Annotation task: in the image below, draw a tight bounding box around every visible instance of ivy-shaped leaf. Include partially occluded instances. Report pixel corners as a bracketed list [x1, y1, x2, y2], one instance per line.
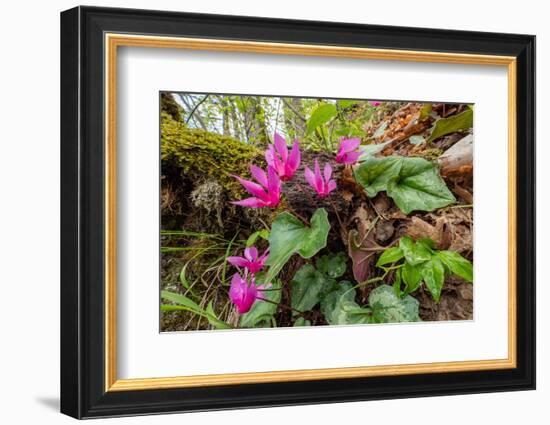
[354, 156, 455, 214]
[316, 253, 347, 278]
[354, 156, 402, 197]
[291, 264, 337, 313]
[320, 282, 371, 325]
[368, 284, 420, 323]
[264, 208, 330, 282]
[386, 157, 456, 214]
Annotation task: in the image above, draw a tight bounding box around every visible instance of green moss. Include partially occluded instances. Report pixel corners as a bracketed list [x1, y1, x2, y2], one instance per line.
[161, 112, 262, 197]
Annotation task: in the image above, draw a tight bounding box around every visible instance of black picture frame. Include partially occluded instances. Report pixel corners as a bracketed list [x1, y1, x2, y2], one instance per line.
[60, 5, 536, 419]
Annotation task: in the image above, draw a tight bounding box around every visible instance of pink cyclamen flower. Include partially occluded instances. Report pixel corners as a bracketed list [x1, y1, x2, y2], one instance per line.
[232, 165, 281, 208]
[229, 272, 266, 314]
[335, 137, 362, 164]
[265, 132, 301, 181]
[304, 160, 337, 198]
[369, 101, 381, 107]
[227, 246, 269, 274]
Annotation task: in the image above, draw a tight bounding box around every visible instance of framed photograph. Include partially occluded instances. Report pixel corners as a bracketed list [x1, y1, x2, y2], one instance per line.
[60, 6, 536, 419]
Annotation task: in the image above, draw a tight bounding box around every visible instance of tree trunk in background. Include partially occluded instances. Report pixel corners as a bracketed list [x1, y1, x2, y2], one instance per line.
[242, 96, 268, 145]
[229, 98, 243, 141]
[219, 97, 231, 136]
[283, 97, 306, 140]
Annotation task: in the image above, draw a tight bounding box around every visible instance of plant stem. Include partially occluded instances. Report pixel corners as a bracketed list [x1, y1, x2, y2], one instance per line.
[260, 298, 305, 316]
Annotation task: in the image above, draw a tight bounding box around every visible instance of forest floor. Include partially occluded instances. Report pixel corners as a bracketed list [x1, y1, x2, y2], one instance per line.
[160, 99, 473, 332]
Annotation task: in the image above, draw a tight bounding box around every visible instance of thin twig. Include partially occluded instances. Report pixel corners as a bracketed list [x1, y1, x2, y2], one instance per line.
[185, 94, 210, 124]
[282, 98, 307, 122]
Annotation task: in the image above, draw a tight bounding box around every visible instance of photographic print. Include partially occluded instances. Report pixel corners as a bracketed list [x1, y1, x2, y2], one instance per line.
[160, 92, 474, 332]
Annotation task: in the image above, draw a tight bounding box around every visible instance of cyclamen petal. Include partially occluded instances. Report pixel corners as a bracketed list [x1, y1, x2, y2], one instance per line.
[233, 176, 268, 201]
[327, 180, 337, 193]
[286, 140, 301, 172]
[313, 160, 323, 192]
[227, 256, 250, 268]
[231, 197, 266, 208]
[265, 146, 285, 175]
[229, 272, 265, 314]
[227, 246, 269, 274]
[249, 165, 268, 188]
[274, 132, 288, 161]
[304, 167, 317, 191]
[304, 159, 337, 198]
[336, 138, 362, 164]
[244, 246, 258, 262]
[340, 137, 361, 153]
[343, 150, 362, 164]
[265, 133, 301, 181]
[232, 165, 281, 208]
[323, 163, 332, 183]
[267, 166, 281, 201]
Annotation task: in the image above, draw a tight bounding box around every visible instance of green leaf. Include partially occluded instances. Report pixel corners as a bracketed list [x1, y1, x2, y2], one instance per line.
[376, 246, 404, 267]
[353, 156, 402, 197]
[336, 99, 359, 109]
[386, 157, 456, 214]
[316, 253, 347, 278]
[246, 229, 269, 247]
[420, 257, 446, 302]
[321, 282, 371, 325]
[161, 291, 231, 329]
[354, 156, 455, 214]
[161, 304, 196, 313]
[178, 264, 190, 289]
[392, 268, 404, 297]
[293, 317, 312, 327]
[358, 141, 391, 160]
[306, 103, 338, 135]
[368, 285, 420, 323]
[264, 209, 330, 282]
[399, 236, 432, 266]
[161, 290, 201, 312]
[239, 281, 282, 328]
[426, 108, 473, 143]
[436, 250, 473, 282]
[417, 238, 436, 250]
[205, 301, 231, 329]
[334, 125, 365, 138]
[291, 264, 337, 313]
[401, 262, 422, 293]
[419, 104, 433, 120]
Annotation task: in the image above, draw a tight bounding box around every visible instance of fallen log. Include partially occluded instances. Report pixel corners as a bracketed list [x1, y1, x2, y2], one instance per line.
[438, 134, 473, 177]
